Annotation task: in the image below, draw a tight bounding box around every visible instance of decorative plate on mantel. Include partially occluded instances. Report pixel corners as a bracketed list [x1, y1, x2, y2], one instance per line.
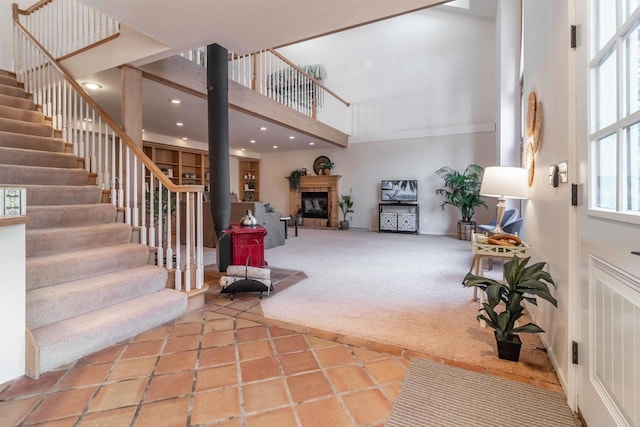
[313, 156, 330, 175]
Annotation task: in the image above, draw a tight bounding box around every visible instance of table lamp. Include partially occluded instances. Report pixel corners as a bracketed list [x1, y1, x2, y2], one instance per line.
[480, 166, 528, 234]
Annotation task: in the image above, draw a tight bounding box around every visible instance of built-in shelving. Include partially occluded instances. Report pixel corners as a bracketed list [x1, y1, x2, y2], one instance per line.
[239, 159, 260, 201]
[143, 142, 209, 190]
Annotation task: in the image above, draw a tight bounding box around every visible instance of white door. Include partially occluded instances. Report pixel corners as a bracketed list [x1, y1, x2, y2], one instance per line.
[576, 1, 640, 426]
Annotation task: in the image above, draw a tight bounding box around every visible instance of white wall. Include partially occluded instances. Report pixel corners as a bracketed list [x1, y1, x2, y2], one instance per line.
[260, 131, 496, 234]
[522, 0, 571, 389]
[495, 0, 522, 167]
[278, 7, 496, 140]
[262, 6, 497, 234]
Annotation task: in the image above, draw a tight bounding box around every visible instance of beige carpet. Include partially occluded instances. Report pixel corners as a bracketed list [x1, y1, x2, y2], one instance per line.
[387, 358, 575, 427]
[261, 229, 559, 383]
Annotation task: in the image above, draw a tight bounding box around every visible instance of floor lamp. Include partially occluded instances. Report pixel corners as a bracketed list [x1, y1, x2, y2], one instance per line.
[480, 167, 528, 234]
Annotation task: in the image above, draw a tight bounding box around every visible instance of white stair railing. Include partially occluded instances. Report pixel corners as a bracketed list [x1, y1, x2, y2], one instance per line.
[12, 4, 204, 291]
[180, 48, 352, 134]
[16, 0, 119, 61]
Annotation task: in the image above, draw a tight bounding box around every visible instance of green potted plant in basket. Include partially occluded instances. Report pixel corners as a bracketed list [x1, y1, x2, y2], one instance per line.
[461, 256, 557, 362]
[338, 194, 354, 230]
[319, 160, 335, 175]
[435, 164, 486, 240]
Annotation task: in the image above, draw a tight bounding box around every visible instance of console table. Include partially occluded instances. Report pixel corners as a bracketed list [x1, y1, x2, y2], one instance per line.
[378, 203, 419, 234]
[470, 232, 530, 326]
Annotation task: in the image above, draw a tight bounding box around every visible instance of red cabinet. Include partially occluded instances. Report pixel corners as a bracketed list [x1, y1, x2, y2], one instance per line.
[230, 224, 267, 268]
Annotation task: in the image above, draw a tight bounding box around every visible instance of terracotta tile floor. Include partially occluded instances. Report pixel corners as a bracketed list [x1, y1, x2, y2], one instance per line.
[0, 267, 568, 427]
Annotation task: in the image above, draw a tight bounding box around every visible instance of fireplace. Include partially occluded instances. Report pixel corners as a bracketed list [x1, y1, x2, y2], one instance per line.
[289, 175, 341, 229]
[301, 192, 329, 219]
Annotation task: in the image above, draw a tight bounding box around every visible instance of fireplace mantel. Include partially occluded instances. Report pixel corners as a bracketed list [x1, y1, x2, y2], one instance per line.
[289, 175, 341, 229]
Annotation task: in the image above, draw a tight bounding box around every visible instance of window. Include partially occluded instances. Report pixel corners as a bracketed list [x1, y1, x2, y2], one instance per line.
[590, 1, 640, 217]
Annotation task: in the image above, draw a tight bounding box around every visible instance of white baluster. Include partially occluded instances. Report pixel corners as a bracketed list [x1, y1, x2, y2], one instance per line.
[156, 182, 163, 266]
[125, 146, 131, 224]
[148, 174, 155, 247]
[196, 192, 203, 288]
[140, 164, 147, 245]
[117, 138, 124, 209]
[166, 189, 173, 269]
[175, 192, 182, 291]
[185, 192, 192, 291]
[111, 131, 117, 205]
[132, 156, 138, 226]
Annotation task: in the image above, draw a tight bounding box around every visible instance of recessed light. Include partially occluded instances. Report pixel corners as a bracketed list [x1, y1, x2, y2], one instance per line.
[142, 129, 145, 132]
[309, 142, 315, 146]
[250, 140, 256, 143]
[170, 99, 181, 104]
[241, 148, 246, 151]
[273, 145, 278, 149]
[289, 136, 295, 140]
[182, 137, 188, 140]
[176, 122, 184, 126]
[82, 82, 102, 90]
[260, 126, 267, 131]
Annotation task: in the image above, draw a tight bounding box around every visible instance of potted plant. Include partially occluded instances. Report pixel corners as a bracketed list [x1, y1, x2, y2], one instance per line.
[319, 160, 335, 175]
[338, 194, 354, 230]
[435, 164, 487, 240]
[296, 207, 304, 226]
[462, 256, 557, 361]
[287, 169, 304, 190]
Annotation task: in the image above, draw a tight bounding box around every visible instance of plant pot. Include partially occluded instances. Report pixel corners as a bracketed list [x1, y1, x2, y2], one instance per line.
[457, 220, 476, 241]
[495, 332, 522, 361]
[339, 220, 349, 230]
[322, 168, 330, 175]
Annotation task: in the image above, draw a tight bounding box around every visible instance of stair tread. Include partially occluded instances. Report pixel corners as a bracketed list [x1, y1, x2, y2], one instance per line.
[17, 184, 102, 206]
[27, 243, 151, 290]
[0, 145, 77, 168]
[27, 203, 117, 229]
[0, 163, 89, 186]
[0, 104, 43, 123]
[0, 83, 27, 98]
[0, 116, 53, 137]
[31, 289, 187, 372]
[27, 264, 168, 330]
[26, 222, 132, 257]
[0, 130, 65, 152]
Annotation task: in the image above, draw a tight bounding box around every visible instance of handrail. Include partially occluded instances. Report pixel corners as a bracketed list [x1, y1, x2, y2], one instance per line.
[266, 48, 349, 107]
[16, 0, 120, 61]
[12, 2, 205, 290]
[12, 4, 199, 194]
[18, 0, 53, 15]
[182, 47, 352, 133]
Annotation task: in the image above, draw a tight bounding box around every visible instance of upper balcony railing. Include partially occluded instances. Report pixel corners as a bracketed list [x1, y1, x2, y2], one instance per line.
[15, 0, 120, 61]
[181, 47, 352, 134]
[12, 2, 204, 291]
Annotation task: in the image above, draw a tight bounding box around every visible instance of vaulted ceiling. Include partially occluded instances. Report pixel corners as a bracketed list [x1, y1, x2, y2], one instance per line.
[75, 0, 496, 153]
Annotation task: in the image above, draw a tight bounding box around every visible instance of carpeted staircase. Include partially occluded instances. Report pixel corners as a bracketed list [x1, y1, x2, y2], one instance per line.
[0, 70, 187, 376]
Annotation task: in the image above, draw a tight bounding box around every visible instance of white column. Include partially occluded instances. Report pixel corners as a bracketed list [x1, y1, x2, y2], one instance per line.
[0, 217, 27, 383]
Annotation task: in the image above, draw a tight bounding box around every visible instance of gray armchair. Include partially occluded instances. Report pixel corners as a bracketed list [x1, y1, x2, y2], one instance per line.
[478, 209, 520, 234]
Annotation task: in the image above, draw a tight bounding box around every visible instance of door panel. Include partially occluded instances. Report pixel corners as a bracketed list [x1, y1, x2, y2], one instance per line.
[576, 1, 640, 426]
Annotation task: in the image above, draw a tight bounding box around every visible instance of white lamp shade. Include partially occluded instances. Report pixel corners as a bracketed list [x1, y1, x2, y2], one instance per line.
[480, 166, 528, 199]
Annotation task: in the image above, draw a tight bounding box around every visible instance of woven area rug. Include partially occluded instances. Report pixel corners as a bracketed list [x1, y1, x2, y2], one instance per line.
[386, 359, 575, 427]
